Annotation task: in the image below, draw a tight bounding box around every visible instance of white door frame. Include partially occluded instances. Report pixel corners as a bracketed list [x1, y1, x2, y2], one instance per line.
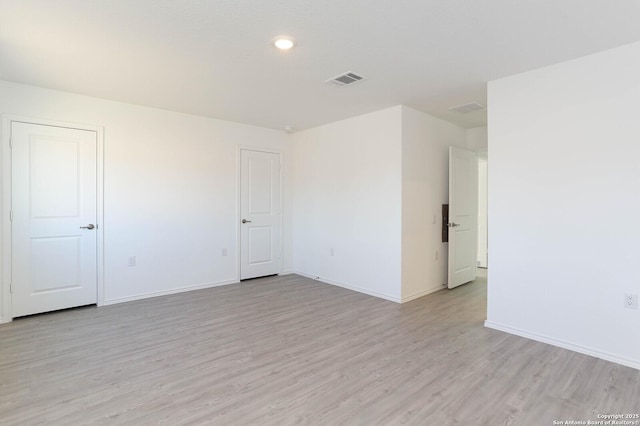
[236, 146, 284, 281]
[1, 115, 105, 322]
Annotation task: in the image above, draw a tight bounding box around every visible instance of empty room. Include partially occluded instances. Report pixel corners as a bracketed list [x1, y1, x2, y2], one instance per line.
[1, 1, 639, 425]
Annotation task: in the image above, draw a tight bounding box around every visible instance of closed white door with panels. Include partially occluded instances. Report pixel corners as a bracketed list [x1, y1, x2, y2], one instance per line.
[240, 149, 281, 280]
[11, 122, 98, 317]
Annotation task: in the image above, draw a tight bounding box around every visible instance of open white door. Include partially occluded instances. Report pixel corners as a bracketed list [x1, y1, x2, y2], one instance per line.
[477, 157, 488, 268]
[11, 122, 98, 317]
[448, 146, 478, 289]
[240, 149, 281, 280]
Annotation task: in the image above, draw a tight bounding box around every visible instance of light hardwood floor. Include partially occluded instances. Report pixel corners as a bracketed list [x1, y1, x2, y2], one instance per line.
[0, 274, 638, 425]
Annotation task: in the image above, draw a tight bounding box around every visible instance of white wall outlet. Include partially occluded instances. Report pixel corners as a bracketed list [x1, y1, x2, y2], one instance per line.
[222, 248, 228, 256]
[330, 248, 334, 256]
[624, 293, 638, 310]
[128, 256, 136, 267]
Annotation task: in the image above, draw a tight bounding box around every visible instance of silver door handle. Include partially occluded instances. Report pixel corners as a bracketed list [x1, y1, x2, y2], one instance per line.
[242, 219, 252, 224]
[80, 224, 95, 230]
[448, 223, 460, 228]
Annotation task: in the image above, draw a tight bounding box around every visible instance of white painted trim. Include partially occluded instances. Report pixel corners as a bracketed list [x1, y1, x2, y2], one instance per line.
[0, 115, 105, 321]
[95, 127, 105, 307]
[1, 116, 12, 324]
[103, 279, 239, 306]
[484, 321, 640, 371]
[237, 146, 285, 280]
[293, 270, 401, 303]
[280, 270, 294, 275]
[237, 144, 283, 155]
[401, 285, 444, 303]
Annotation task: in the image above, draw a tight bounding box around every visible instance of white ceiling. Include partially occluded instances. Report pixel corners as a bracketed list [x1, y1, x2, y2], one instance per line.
[1, 1, 640, 131]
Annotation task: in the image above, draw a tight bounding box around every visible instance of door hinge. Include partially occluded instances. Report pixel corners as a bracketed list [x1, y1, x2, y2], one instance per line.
[9, 210, 13, 221]
[9, 283, 13, 294]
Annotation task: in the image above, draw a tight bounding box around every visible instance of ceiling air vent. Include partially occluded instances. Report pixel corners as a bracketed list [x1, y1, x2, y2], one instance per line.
[325, 71, 367, 87]
[448, 102, 486, 114]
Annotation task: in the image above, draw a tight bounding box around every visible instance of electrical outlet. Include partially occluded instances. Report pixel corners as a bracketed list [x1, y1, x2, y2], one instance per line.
[128, 256, 136, 267]
[624, 294, 638, 310]
[221, 248, 228, 256]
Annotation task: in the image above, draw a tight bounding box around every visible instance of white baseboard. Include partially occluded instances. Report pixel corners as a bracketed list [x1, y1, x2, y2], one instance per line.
[292, 270, 401, 303]
[401, 285, 444, 303]
[280, 270, 294, 275]
[102, 279, 239, 306]
[485, 321, 640, 371]
[0, 316, 11, 324]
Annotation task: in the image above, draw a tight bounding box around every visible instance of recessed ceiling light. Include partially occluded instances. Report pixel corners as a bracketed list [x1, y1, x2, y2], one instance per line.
[273, 36, 296, 50]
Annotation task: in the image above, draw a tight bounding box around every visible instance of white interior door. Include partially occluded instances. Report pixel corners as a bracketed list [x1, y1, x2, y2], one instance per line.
[448, 146, 478, 289]
[240, 149, 281, 280]
[11, 122, 98, 317]
[477, 157, 488, 268]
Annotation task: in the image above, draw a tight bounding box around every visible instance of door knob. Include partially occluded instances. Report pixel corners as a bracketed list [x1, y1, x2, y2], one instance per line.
[80, 224, 95, 230]
[242, 219, 252, 224]
[448, 222, 460, 228]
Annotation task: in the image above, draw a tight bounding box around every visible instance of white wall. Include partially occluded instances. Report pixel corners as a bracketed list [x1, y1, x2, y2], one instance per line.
[466, 126, 488, 154]
[292, 105, 467, 302]
[0, 80, 292, 322]
[487, 41, 640, 369]
[401, 106, 466, 301]
[292, 106, 403, 301]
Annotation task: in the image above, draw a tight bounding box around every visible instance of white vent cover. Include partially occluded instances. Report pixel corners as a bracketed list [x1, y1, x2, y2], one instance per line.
[325, 71, 367, 87]
[449, 102, 485, 114]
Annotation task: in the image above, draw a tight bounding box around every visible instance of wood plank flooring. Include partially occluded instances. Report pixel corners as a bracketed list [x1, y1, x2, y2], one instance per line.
[0, 274, 638, 425]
